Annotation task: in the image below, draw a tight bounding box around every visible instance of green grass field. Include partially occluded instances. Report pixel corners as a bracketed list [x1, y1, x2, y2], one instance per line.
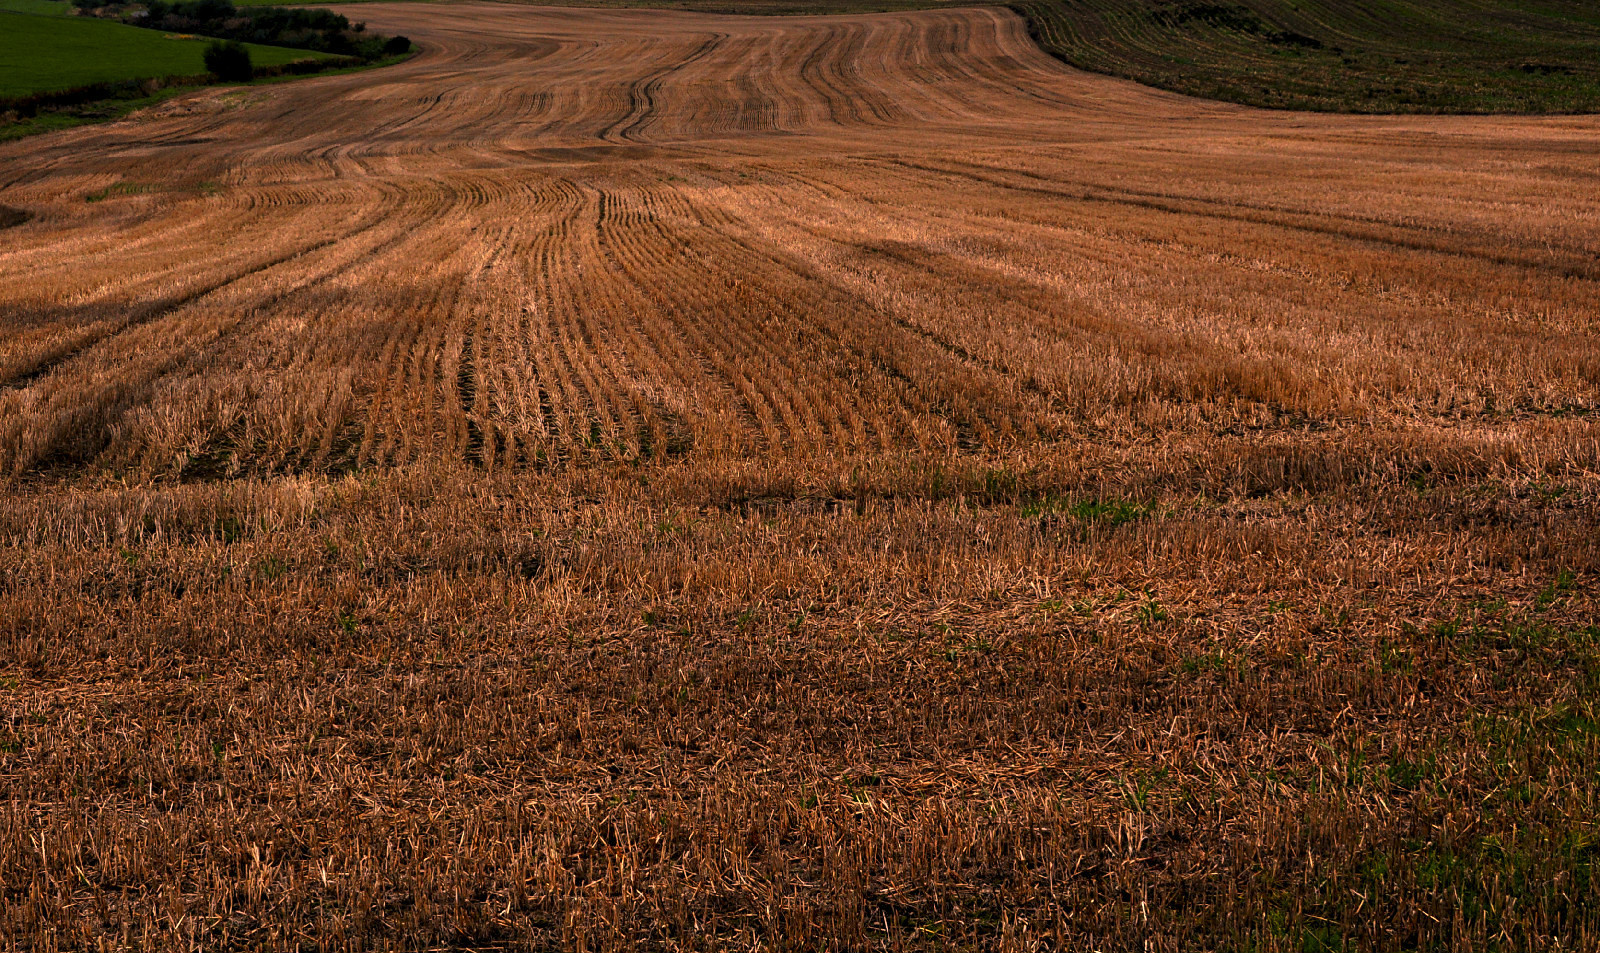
[0, 0, 335, 98]
[0, 0, 73, 14]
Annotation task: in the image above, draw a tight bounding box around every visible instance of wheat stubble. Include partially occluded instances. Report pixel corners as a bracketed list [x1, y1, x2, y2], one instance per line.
[1, 5, 1598, 950]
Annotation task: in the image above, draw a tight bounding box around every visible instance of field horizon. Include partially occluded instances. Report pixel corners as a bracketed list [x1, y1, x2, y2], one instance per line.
[2, 3, 1598, 949]
[368, 0, 1600, 114]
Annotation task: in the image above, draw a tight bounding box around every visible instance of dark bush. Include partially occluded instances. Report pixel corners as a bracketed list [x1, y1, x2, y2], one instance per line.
[203, 40, 253, 82]
[177, 0, 235, 22]
[87, 0, 406, 64]
[282, 57, 330, 75]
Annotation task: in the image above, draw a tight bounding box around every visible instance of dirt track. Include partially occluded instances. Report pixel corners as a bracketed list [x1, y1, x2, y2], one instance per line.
[2, 3, 1598, 473]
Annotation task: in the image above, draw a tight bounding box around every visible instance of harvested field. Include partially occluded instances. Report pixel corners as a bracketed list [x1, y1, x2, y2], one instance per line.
[1, 4, 1598, 949]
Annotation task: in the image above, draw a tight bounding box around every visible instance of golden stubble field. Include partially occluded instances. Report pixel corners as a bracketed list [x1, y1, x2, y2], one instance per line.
[1, 4, 1598, 949]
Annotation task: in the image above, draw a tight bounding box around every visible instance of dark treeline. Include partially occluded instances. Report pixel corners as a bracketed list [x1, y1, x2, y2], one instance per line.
[74, 0, 411, 61]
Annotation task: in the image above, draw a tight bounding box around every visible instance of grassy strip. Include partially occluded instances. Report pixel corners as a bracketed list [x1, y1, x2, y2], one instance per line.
[0, 85, 193, 142]
[0, 0, 74, 13]
[0, 51, 410, 141]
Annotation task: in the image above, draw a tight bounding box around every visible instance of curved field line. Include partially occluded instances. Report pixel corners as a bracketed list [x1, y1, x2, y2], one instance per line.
[0, 2, 1595, 478]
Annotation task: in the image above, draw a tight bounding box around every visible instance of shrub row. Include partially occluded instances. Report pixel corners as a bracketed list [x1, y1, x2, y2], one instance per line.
[0, 55, 354, 119]
[77, 0, 410, 62]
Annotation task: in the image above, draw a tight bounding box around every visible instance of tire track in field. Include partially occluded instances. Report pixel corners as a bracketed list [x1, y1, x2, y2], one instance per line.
[0, 2, 1595, 476]
[0, 181, 442, 477]
[0, 196, 400, 393]
[685, 168, 1050, 450]
[599, 32, 729, 144]
[877, 156, 1600, 283]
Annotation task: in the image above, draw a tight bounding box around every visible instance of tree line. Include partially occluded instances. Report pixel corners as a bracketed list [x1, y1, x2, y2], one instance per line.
[74, 0, 411, 79]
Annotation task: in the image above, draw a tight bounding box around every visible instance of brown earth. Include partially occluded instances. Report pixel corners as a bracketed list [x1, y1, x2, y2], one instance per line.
[1, 4, 1598, 950]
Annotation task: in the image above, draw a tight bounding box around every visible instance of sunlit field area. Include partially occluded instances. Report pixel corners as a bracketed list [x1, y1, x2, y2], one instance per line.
[2, 3, 1597, 949]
